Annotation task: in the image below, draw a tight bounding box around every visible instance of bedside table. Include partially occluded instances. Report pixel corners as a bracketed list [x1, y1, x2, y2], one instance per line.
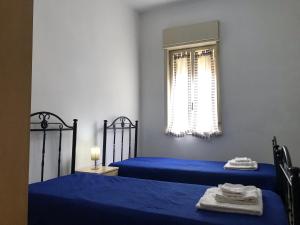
[76, 166, 119, 176]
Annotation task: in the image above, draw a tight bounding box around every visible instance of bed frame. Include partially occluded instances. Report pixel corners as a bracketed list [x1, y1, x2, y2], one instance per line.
[102, 116, 138, 166]
[274, 144, 300, 225]
[30, 111, 78, 182]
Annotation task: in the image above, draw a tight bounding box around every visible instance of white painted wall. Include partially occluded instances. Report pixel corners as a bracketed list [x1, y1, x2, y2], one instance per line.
[139, 0, 300, 166]
[30, 0, 139, 183]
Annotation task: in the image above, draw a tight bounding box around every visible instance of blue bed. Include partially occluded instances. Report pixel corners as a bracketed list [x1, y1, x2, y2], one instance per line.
[110, 157, 276, 191]
[28, 173, 287, 225]
[103, 117, 276, 191]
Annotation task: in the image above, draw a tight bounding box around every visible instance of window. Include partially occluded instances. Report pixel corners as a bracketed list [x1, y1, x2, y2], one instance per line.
[166, 44, 221, 138]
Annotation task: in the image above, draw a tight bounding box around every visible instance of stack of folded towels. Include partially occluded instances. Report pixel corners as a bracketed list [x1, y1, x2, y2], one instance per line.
[224, 157, 258, 170]
[196, 183, 263, 216]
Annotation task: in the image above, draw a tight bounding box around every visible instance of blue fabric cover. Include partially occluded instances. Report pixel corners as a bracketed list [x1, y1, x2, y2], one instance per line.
[28, 173, 287, 225]
[110, 157, 276, 191]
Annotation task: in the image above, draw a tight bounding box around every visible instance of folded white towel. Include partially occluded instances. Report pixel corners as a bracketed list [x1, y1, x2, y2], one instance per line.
[229, 160, 257, 167]
[234, 157, 252, 163]
[224, 161, 258, 170]
[196, 187, 263, 216]
[215, 188, 259, 205]
[219, 183, 256, 196]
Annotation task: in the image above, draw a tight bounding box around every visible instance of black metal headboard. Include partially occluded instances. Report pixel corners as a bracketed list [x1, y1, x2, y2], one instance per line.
[102, 116, 138, 166]
[30, 111, 78, 182]
[274, 145, 300, 225]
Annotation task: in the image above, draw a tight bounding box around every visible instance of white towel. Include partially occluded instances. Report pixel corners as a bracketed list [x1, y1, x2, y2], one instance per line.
[215, 188, 259, 205]
[224, 161, 258, 170]
[196, 187, 263, 216]
[234, 157, 252, 163]
[229, 159, 257, 167]
[219, 183, 256, 195]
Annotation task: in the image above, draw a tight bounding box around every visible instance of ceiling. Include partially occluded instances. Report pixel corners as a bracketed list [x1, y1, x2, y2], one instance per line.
[124, 0, 185, 12]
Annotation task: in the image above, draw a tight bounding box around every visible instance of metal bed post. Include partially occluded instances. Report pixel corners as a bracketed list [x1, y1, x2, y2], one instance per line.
[41, 129, 47, 182]
[273, 136, 288, 195]
[128, 124, 132, 158]
[121, 120, 125, 161]
[134, 120, 138, 158]
[58, 126, 62, 177]
[113, 124, 116, 163]
[272, 136, 279, 150]
[71, 119, 78, 174]
[102, 120, 107, 166]
[274, 146, 283, 195]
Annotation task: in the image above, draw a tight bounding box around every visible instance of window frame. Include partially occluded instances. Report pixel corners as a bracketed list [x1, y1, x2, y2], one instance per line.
[164, 42, 222, 136]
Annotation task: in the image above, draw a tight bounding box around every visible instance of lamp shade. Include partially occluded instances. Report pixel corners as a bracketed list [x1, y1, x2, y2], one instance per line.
[91, 146, 100, 161]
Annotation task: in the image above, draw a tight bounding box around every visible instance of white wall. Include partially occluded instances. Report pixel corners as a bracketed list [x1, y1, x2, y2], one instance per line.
[30, 0, 139, 183]
[139, 0, 300, 166]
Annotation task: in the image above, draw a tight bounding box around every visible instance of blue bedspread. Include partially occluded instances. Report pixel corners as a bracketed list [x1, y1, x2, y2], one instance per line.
[28, 173, 287, 225]
[110, 157, 276, 191]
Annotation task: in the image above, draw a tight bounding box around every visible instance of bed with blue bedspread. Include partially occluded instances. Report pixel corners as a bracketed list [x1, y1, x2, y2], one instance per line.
[103, 117, 276, 191]
[29, 173, 287, 225]
[110, 157, 276, 191]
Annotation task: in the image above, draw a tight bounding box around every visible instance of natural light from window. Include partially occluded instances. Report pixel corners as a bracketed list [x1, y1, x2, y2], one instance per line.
[166, 45, 221, 138]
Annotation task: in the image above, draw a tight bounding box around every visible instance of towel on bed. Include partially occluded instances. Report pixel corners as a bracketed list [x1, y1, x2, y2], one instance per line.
[228, 160, 257, 167]
[224, 160, 258, 170]
[219, 183, 256, 195]
[233, 157, 253, 163]
[215, 187, 259, 205]
[196, 187, 263, 216]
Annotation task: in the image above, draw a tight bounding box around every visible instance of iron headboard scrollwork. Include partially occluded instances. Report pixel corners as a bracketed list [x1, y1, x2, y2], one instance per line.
[274, 145, 300, 225]
[102, 116, 138, 166]
[30, 111, 78, 182]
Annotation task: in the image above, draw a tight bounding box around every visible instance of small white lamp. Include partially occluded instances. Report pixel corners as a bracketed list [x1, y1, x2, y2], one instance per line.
[91, 146, 100, 170]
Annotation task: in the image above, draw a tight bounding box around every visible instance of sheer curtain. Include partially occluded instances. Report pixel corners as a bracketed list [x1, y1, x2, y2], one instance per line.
[167, 47, 221, 138]
[192, 50, 221, 138]
[166, 53, 191, 136]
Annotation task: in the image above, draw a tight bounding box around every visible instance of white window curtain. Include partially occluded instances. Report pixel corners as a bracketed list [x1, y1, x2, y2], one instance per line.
[166, 53, 192, 136]
[192, 50, 220, 137]
[166, 47, 221, 138]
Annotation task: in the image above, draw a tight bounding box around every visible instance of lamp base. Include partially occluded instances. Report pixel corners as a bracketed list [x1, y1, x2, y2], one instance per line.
[91, 160, 99, 170]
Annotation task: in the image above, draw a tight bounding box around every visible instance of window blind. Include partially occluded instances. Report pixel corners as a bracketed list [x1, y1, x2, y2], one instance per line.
[163, 21, 219, 49]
